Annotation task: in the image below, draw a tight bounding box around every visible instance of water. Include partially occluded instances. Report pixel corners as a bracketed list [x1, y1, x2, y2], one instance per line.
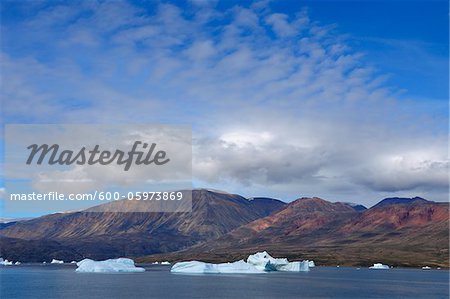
[1, 264, 448, 299]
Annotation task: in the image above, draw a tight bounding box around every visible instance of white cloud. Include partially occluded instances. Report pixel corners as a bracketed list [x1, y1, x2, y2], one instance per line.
[2, 1, 448, 204]
[265, 13, 296, 37]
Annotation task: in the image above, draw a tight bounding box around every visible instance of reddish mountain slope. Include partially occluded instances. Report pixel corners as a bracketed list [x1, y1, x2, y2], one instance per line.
[145, 197, 449, 268]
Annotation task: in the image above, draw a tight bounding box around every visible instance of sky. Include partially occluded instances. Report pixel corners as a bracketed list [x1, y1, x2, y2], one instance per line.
[0, 0, 448, 214]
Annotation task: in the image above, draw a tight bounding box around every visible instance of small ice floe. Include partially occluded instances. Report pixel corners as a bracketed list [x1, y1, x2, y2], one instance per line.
[70, 261, 77, 264]
[75, 258, 145, 273]
[14, 261, 21, 265]
[171, 251, 311, 274]
[152, 262, 159, 265]
[437, 267, 441, 270]
[0, 258, 13, 266]
[336, 265, 340, 268]
[308, 261, 315, 268]
[51, 259, 64, 264]
[369, 263, 389, 270]
[421, 266, 431, 270]
[160, 261, 170, 265]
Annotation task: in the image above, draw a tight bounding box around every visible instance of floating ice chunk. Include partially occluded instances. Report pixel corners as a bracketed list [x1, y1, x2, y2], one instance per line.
[161, 261, 170, 265]
[75, 258, 145, 273]
[277, 261, 310, 272]
[246, 251, 310, 272]
[171, 261, 213, 273]
[14, 261, 21, 265]
[51, 259, 64, 264]
[308, 260, 315, 267]
[152, 262, 159, 264]
[171, 260, 264, 274]
[0, 258, 13, 266]
[369, 263, 389, 269]
[70, 261, 77, 264]
[422, 266, 431, 270]
[171, 251, 310, 274]
[247, 251, 289, 271]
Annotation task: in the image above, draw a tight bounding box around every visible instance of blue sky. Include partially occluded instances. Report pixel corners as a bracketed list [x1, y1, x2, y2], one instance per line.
[0, 0, 448, 216]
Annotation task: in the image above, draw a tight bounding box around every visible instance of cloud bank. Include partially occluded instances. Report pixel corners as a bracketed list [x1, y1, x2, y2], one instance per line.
[1, 0, 448, 205]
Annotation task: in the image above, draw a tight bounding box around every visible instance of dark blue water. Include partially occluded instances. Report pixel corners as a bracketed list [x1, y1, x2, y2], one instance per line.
[1, 264, 448, 299]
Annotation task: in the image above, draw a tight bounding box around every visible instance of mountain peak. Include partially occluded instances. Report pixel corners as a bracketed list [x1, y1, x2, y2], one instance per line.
[341, 202, 367, 212]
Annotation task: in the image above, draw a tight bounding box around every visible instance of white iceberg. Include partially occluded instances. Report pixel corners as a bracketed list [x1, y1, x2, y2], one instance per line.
[161, 261, 170, 265]
[152, 262, 159, 265]
[171, 251, 310, 274]
[422, 266, 431, 270]
[246, 251, 310, 272]
[171, 260, 264, 274]
[369, 263, 389, 269]
[247, 251, 289, 271]
[277, 261, 310, 272]
[0, 258, 13, 266]
[308, 260, 315, 267]
[14, 261, 21, 265]
[75, 258, 145, 273]
[51, 259, 64, 264]
[70, 261, 77, 264]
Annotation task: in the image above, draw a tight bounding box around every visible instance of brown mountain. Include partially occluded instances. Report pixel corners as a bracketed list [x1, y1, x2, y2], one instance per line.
[1, 192, 447, 267]
[141, 197, 449, 268]
[0, 189, 285, 262]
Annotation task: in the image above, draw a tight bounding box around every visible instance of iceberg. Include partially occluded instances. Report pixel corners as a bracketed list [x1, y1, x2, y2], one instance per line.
[70, 261, 77, 264]
[14, 261, 21, 265]
[51, 259, 64, 264]
[277, 261, 310, 272]
[369, 263, 389, 269]
[161, 261, 170, 265]
[152, 262, 159, 265]
[171, 260, 264, 274]
[246, 251, 310, 272]
[75, 258, 145, 273]
[247, 251, 289, 271]
[0, 258, 13, 266]
[422, 266, 431, 270]
[171, 251, 310, 274]
[308, 260, 315, 267]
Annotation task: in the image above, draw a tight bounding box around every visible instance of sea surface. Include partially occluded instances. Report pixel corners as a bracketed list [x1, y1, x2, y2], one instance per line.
[1, 264, 448, 299]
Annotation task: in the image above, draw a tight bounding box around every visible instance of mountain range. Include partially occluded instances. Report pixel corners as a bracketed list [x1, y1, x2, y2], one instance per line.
[0, 189, 448, 267]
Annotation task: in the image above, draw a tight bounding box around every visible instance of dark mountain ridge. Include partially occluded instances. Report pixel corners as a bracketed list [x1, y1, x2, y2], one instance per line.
[371, 196, 430, 209]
